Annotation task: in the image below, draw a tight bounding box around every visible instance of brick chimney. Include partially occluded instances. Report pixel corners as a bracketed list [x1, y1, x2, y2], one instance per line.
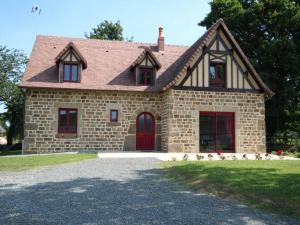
[157, 27, 164, 51]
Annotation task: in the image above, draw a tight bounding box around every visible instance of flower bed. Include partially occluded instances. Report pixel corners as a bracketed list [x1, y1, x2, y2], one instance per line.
[169, 152, 299, 161]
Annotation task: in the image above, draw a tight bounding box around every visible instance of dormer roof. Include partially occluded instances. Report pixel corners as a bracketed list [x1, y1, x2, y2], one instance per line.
[55, 42, 88, 69]
[130, 47, 162, 70]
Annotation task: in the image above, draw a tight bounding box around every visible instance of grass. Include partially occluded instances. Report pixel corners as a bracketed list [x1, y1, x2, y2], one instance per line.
[0, 153, 97, 172]
[164, 160, 300, 218]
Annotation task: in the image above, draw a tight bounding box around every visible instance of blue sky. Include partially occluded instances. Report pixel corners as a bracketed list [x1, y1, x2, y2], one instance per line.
[0, 0, 211, 112]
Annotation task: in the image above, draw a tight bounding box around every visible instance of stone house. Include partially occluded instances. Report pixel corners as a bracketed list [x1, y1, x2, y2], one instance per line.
[20, 19, 273, 154]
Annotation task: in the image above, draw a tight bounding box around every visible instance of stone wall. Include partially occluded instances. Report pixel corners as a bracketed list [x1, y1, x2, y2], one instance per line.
[23, 89, 163, 154]
[23, 88, 266, 154]
[163, 89, 266, 153]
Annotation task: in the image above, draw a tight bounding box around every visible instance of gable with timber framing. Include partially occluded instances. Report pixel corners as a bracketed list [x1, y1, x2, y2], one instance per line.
[174, 28, 260, 92]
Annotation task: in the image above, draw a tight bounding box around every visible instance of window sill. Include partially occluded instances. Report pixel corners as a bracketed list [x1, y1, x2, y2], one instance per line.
[56, 133, 78, 139]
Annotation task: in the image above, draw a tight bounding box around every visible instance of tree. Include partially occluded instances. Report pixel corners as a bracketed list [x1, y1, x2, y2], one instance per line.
[85, 20, 125, 41]
[200, 0, 300, 137]
[0, 46, 27, 145]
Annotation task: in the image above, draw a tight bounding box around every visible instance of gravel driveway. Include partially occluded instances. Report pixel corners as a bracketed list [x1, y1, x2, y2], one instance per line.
[0, 157, 299, 225]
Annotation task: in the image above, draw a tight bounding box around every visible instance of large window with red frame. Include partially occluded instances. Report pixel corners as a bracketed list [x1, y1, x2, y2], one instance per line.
[209, 63, 225, 88]
[58, 108, 78, 133]
[138, 67, 153, 85]
[200, 112, 234, 153]
[63, 64, 78, 82]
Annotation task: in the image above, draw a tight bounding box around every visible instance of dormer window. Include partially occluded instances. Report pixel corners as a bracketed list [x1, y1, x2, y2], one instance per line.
[138, 67, 154, 85]
[63, 63, 78, 82]
[130, 48, 161, 87]
[209, 63, 226, 88]
[55, 42, 87, 83]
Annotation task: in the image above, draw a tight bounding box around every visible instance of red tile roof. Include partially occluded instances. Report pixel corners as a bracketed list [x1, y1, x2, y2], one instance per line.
[20, 35, 188, 92]
[20, 19, 273, 97]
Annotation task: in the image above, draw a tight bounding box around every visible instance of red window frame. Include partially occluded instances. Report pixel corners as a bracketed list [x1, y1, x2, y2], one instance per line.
[209, 63, 226, 88]
[63, 64, 79, 82]
[58, 108, 78, 134]
[200, 111, 235, 153]
[139, 67, 154, 85]
[110, 109, 118, 122]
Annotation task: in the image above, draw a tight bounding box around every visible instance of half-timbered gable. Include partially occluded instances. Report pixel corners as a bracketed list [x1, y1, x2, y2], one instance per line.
[174, 27, 261, 92]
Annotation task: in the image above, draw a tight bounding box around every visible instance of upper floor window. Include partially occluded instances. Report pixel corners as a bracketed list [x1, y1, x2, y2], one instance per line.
[209, 63, 225, 88]
[63, 64, 78, 82]
[58, 108, 78, 133]
[138, 67, 153, 85]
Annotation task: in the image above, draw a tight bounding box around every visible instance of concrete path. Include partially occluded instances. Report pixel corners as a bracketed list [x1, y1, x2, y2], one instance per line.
[0, 158, 299, 225]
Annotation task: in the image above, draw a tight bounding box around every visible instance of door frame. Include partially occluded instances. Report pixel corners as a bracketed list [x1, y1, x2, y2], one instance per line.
[136, 112, 155, 151]
[199, 111, 235, 153]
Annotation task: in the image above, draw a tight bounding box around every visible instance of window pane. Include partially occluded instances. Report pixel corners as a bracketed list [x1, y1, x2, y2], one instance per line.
[138, 114, 145, 132]
[209, 66, 216, 80]
[71, 65, 78, 81]
[210, 64, 225, 88]
[111, 110, 118, 121]
[200, 114, 215, 152]
[145, 71, 151, 85]
[64, 65, 70, 81]
[69, 110, 77, 133]
[139, 68, 153, 85]
[216, 65, 224, 80]
[145, 114, 152, 131]
[139, 70, 145, 84]
[216, 114, 233, 152]
[59, 110, 67, 132]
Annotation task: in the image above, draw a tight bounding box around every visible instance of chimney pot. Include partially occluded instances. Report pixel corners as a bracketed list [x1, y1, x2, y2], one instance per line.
[157, 27, 165, 51]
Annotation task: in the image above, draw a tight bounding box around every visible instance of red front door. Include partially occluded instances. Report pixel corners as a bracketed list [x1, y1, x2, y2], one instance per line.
[136, 112, 155, 151]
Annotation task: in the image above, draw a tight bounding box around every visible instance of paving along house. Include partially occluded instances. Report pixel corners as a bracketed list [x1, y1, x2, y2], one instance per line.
[20, 19, 274, 154]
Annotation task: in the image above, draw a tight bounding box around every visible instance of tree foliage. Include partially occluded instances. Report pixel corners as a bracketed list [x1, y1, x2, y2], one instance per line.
[200, 0, 300, 137]
[0, 46, 27, 145]
[85, 20, 125, 41]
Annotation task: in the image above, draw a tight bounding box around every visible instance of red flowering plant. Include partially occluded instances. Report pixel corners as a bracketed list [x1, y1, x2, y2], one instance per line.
[276, 150, 284, 159]
[216, 150, 222, 156]
[276, 150, 283, 156]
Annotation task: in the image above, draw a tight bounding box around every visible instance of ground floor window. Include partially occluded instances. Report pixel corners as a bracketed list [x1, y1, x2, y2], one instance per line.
[200, 112, 235, 153]
[58, 108, 78, 133]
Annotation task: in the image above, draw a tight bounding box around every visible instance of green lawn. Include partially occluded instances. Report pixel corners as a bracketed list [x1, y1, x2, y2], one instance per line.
[164, 160, 300, 218]
[0, 153, 97, 172]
